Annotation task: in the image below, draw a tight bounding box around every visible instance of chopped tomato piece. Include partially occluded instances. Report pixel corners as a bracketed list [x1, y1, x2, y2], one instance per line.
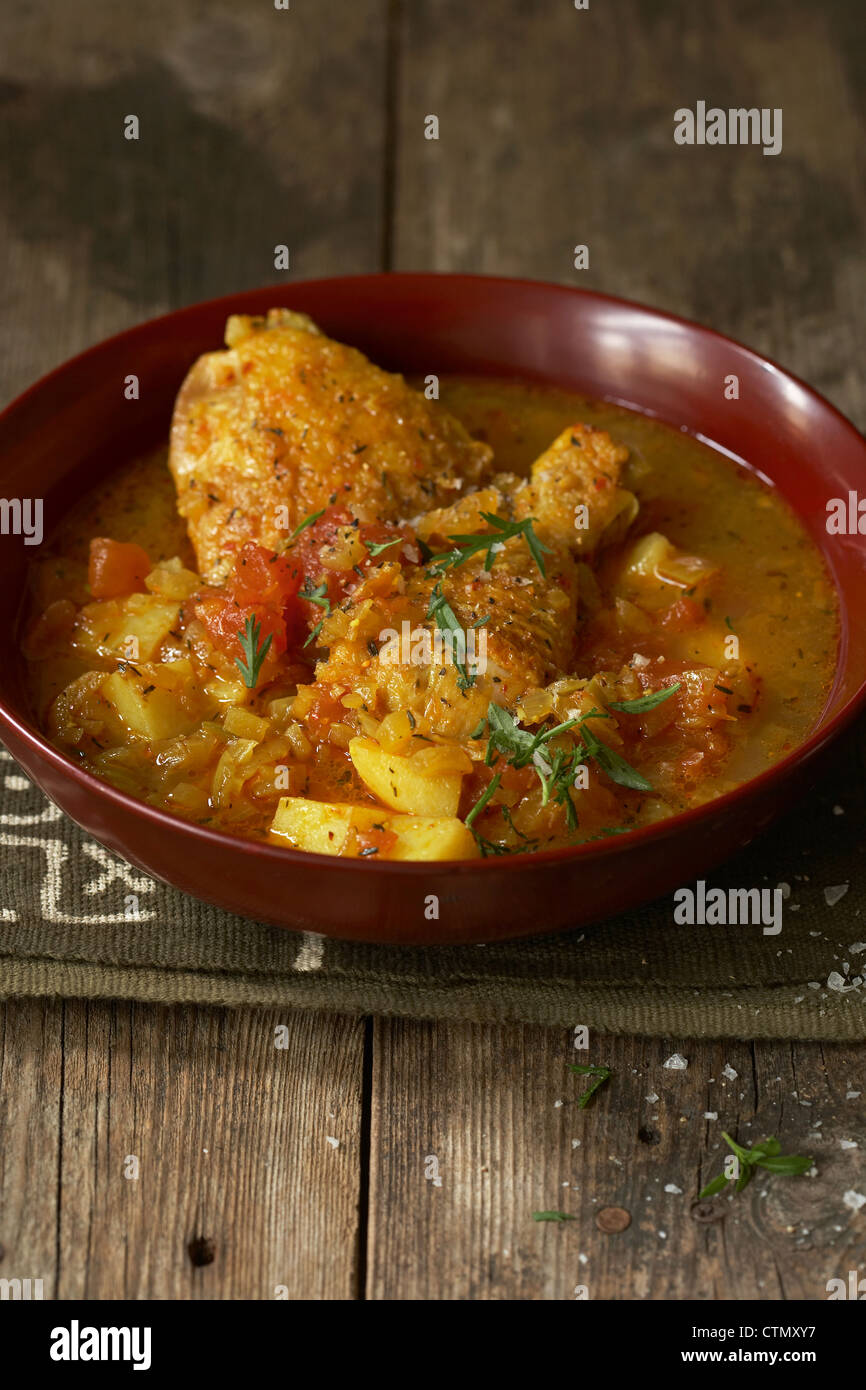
[88, 538, 151, 599]
[195, 594, 288, 659]
[355, 825, 399, 857]
[291, 505, 421, 610]
[229, 542, 302, 609]
[657, 597, 705, 632]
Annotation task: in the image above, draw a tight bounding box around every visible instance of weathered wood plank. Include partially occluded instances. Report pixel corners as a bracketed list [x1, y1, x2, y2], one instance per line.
[393, 0, 866, 428]
[0, 0, 390, 404]
[0, 0, 386, 1301]
[370, 0, 866, 1302]
[0, 1001, 365, 1300]
[366, 1023, 865, 1300]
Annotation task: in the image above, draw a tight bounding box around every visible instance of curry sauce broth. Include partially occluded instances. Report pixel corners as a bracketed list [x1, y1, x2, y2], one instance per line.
[23, 375, 839, 850]
[437, 378, 838, 785]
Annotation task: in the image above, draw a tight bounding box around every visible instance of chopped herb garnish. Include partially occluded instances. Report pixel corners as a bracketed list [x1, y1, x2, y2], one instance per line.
[289, 507, 325, 540]
[465, 773, 501, 829]
[568, 1061, 612, 1108]
[427, 582, 474, 689]
[699, 1133, 813, 1199]
[364, 536, 402, 558]
[235, 614, 273, 690]
[532, 1210, 576, 1223]
[608, 682, 681, 713]
[300, 578, 331, 648]
[427, 512, 551, 579]
[578, 718, 653, 792]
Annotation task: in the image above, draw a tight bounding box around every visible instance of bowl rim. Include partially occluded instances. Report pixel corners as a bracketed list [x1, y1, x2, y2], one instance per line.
[3, 270, 865, 879]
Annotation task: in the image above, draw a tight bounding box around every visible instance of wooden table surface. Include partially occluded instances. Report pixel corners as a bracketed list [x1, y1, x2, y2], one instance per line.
[1, 0, 864, 1300]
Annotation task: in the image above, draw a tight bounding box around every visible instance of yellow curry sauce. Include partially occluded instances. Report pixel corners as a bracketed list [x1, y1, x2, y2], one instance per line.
[22, 374, 839, 860]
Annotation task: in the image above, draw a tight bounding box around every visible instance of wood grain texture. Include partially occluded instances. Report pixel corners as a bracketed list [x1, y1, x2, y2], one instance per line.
[366, 1024, 866, 1300]
[368, 0, 866, 1302]
[393, 0, 866, 428]
[0, 0, 389, 404]
[0, 0, 384, 1302]
[0, 1001, 365, 1299]
[1, 0, 865, 1302]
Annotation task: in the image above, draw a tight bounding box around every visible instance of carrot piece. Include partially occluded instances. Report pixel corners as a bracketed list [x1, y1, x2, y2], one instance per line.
[88, 537, 152, 599]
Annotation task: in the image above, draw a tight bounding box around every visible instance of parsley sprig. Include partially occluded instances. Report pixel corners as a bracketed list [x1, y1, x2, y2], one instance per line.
[427, 512, 551, 579]
[235, 614, 273, 690]
[699, 1133, 813, 1199]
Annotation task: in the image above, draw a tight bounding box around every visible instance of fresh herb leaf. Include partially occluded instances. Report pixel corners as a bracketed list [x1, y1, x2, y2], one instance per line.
[289, 507, 326, 540]
[364, 537, 402, 558]
[568, 1061, 612, 1109]
[427, 582, 474, 689]
[608, 682, 681, 713]
[698, 1132, 813, 1200]
[300, 578, 331, 649]
[234, 614, 273, 690]
[486, 703, 579, 767]
[427, 512, 551, 579]
[465, 773, 501, 829]
[579, 719, 653, 792]
[532, 1210, 576, 1223]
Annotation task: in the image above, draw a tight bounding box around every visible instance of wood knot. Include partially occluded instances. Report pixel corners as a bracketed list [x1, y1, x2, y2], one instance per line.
[187, 1235, 216, 1267]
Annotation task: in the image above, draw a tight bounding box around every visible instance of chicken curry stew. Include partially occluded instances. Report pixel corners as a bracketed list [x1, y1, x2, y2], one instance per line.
[23, 311, 839, 861]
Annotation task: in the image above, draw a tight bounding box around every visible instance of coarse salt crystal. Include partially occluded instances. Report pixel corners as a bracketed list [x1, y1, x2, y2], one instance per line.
[825, 884, 849, 907]
[663, 1053, 688, 1071]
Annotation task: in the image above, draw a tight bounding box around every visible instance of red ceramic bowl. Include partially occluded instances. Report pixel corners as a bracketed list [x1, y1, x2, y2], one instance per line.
[2, 274, 865, 944]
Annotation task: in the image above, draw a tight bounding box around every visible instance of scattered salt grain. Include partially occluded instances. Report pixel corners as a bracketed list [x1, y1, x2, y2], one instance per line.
[325, 1136, 340, 1149]
[828, 971, 862, 993]
[704, 1112, 718, 1121]
[663, 1053, 688, 1071]
[840, 1139, 859, 1150]
[843, 1190, 866, 1212]
[664, 1183, 683, 1195]
[722, 1064, 738, 1081]
[825, 884, 849, 907]
[646, 1092, 659, 1104]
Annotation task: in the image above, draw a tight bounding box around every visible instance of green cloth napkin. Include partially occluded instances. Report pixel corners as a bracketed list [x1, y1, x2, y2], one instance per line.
[0, 724, 863, 1039]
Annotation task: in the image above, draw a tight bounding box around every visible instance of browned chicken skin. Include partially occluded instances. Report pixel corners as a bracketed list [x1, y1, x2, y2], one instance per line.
[170, 309, 493, 582]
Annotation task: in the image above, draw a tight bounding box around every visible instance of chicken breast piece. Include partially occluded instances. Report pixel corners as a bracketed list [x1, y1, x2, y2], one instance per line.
[169, 309, 493, 582]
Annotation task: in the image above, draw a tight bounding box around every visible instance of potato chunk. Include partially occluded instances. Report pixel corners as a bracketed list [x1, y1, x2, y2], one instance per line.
[270, 798, 479, 861]
[102, 670, 199, 742]
[348, 736, 470, 818]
